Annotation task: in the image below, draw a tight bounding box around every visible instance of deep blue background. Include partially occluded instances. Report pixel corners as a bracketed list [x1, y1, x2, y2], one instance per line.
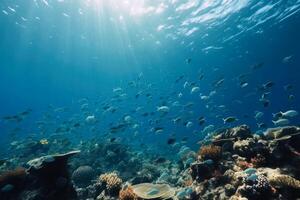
[0, 1, 299, 156]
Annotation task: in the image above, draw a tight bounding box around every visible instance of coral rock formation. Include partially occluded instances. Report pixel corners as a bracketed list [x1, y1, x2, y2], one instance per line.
[72, 165, 95, 187]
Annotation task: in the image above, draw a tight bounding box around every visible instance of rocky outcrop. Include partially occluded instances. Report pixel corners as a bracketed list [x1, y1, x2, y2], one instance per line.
[0, 151, 80, 200]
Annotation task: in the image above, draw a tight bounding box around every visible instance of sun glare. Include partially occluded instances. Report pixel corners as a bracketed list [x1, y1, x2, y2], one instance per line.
[82, 0, 165, 17]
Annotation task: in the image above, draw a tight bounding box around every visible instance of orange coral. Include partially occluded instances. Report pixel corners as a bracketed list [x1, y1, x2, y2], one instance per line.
[119, 186, 138, 200]
[198, 145, 222, 161]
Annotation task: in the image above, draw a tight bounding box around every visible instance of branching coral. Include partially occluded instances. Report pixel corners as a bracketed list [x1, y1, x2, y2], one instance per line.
[198, 145, 222, 161]
[99, 172, 123, 195]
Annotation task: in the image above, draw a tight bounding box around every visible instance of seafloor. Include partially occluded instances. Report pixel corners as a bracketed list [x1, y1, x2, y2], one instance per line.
[1, 125, 300, 200]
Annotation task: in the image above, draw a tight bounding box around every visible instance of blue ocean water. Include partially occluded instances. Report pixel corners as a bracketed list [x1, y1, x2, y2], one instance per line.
[0, 0, 299, 157]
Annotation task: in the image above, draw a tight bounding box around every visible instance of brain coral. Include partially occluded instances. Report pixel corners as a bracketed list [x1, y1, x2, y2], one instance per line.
[72, 165, 94, 187]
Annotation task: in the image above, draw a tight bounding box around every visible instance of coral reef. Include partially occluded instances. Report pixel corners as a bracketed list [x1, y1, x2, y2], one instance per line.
[236, 174, 272, 199]
[186, 125, 300, 199]
[1, 125, 300, 200]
